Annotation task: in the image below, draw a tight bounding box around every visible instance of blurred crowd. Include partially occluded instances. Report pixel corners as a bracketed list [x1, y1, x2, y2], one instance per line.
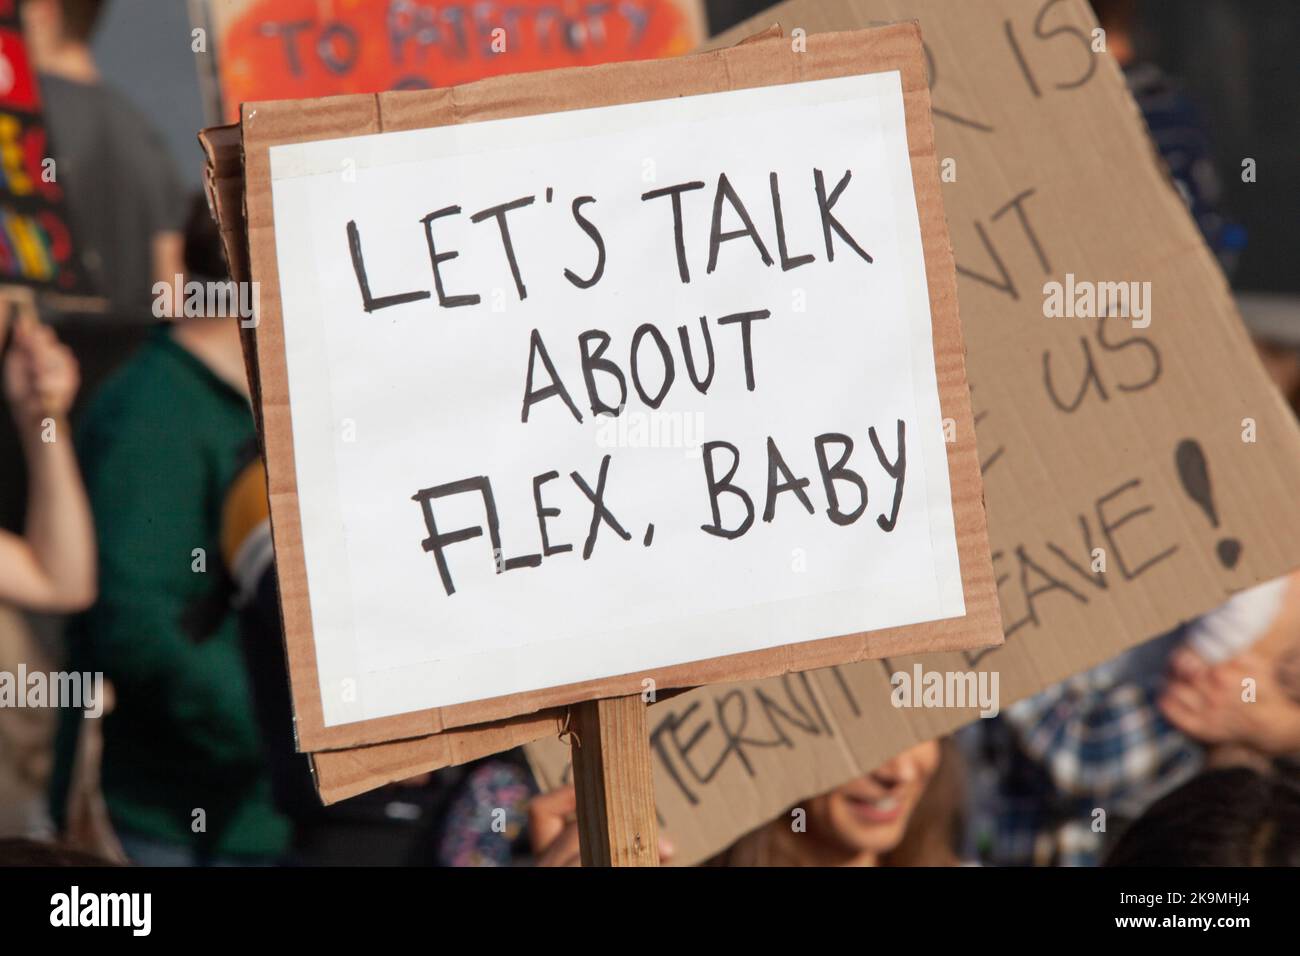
[1, 0, 1299, 868]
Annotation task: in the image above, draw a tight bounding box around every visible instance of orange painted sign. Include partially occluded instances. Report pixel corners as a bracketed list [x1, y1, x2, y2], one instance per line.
[209, 0, 705, 123]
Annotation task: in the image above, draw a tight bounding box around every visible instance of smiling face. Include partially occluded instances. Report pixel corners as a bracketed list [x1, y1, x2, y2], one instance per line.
[808, 739, 942, 860]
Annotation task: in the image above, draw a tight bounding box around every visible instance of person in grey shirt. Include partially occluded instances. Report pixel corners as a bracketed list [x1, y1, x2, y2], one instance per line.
[22, 0, 186, 320]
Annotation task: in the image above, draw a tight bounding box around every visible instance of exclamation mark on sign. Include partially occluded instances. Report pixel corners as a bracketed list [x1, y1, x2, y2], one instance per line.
[1174, 439, 1241, 569]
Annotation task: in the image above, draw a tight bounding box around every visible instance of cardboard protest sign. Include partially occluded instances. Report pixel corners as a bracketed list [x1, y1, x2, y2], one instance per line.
[203, 0, 706, 123]
[234, 21, 999, 755]
[307, 0, 1300, 825]
[520, 0, 1300, 864]
[0, 0, 84, 293]
[245, 0, 1300, 813]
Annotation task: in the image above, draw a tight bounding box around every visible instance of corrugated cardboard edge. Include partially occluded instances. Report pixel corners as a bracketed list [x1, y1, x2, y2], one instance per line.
[311, 709, 562, 804]
[310, 686, 691, 803]
[198, 122, 261, 428]
[238, 22, 1001, 753]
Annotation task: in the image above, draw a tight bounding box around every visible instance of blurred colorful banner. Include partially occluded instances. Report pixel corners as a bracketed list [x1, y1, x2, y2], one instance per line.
[0, 0, 83, 293]
[206, 0, 706, 123]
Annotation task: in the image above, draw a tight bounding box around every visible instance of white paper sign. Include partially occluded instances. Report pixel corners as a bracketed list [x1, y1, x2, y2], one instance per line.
[269, 71, 964, 726]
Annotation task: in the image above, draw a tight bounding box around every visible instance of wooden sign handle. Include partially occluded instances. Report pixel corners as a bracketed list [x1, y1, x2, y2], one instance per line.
[569, 694, 660, 866]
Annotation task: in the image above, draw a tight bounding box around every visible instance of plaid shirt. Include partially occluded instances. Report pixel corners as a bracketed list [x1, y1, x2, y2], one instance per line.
[959, 631, 1202, 867]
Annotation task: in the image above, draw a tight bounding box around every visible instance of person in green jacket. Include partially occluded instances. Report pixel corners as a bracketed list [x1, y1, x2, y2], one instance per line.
[50, 207, 288, 865]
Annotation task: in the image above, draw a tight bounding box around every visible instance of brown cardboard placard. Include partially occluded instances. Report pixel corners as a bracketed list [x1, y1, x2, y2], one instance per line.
[235, 21, 999, 754]
[309, 0, 1300, 812]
